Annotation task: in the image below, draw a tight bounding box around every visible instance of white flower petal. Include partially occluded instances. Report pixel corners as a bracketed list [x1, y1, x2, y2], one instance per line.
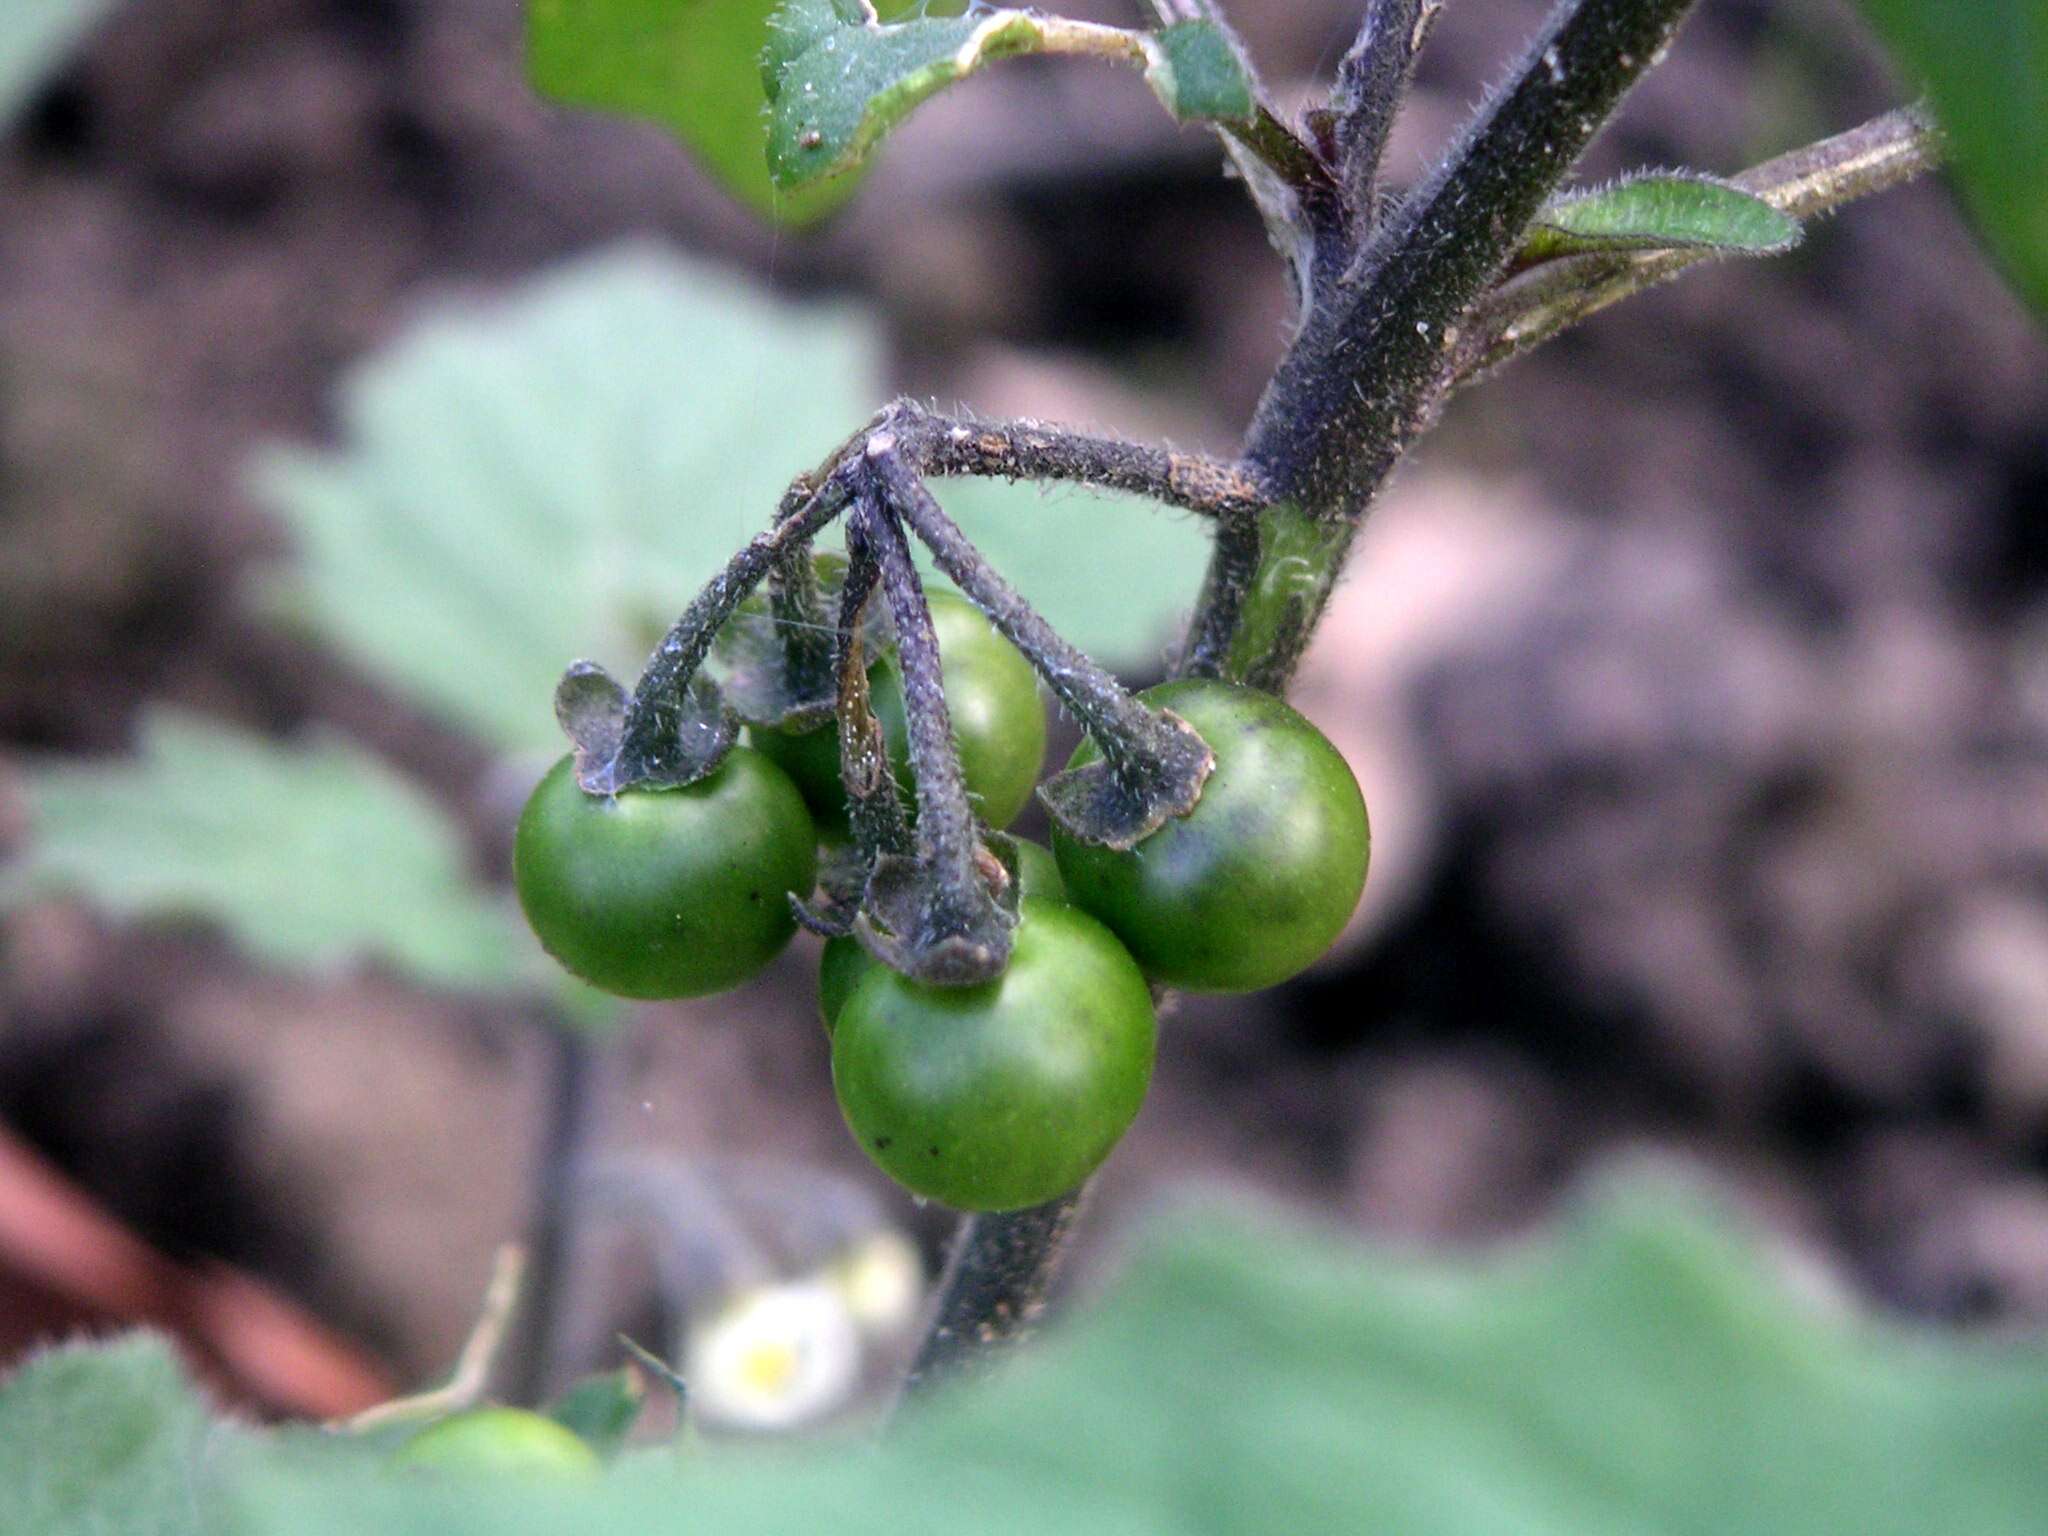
[685, 1279, 861, 1430]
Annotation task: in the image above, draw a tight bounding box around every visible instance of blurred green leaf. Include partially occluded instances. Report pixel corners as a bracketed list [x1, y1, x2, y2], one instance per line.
[253, 246, 1208, 750]
[1522, 173, 1803, 264]
[0, 1334, 234, 1536]
[0, 710, 523, 992]
[251, 247, 874, 755]
[763, 1, 1253, 191]
[545, 1370, 646, 1459]
[18, 1185, 2048, 1534]
[1854, 0, 2047, 312]
[526, 0, 955, 227]
[1, 0, 116, 131]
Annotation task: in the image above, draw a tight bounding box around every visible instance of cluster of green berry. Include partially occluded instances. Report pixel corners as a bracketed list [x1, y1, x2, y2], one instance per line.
[514, 576, 1368, 1213]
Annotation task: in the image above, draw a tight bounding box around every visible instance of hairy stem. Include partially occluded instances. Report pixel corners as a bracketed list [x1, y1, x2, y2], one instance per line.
[1261, 0, 1700, 500]
[1454, 103, 1943, 381]
[1328, 0, 1441, 222]
[506, 1025, 602, 1405]
[618, 477, 851, 778]
[898, 401, 1267, 519]
[769, 540, 834, 705]
[1178, 513, 1263, 679]
[869, 442, 1155, 767]
[872, 440, 1208, 844]
[834, 527, 912, 862]
[900, 1191, 1087, 1398]
[867, 507, 971, 855]
[885, 1, 1935, 1419]
[832, 493, 1016, 982]
[861, 496, 1010, 982]
[1189, 0, 1701, 689]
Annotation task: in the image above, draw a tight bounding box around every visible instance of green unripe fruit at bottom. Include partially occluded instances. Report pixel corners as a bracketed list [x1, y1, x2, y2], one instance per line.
[751, 591, 1047, 831]
[815, 839, 1068, 1032]
[394, 1408, 600, 1477]
[831, 900, 1155, 1212]
[1053, 678, 1368, 993]
[514, 751, 817, 1000]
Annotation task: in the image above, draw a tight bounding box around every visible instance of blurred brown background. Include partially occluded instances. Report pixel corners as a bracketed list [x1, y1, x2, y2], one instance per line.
[1, 0, 2045, 1406]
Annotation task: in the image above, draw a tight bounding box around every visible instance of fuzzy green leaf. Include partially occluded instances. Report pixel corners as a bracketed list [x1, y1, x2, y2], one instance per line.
[1521, 174, 1804, 265]
[0, 1335, 236, 1536]
[19, 1186, 2048, 1535]
[526, 0, 955, 227]
[1148, 19, 1256, 122]
[253, 245, 1207, 732]
[763, 2, 1254, 191]
[1, 0, 117, 130]
[230, 1186, 2048, 1533]
[0, 710, 524, 992]
[1853, 0, 2047, 312]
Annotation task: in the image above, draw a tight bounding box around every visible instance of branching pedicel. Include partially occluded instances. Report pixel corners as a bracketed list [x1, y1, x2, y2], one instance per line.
[532, 0, 1944, 1400]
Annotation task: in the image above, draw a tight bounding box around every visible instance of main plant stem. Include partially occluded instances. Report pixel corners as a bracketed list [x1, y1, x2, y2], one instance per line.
[894, 0, 1944, 1407]
[1187, 0, 1700, 688]
[506, 1024, 603, 1404]
[901, 1192, 1087, 1394]
[903, 0, 1701, 1403]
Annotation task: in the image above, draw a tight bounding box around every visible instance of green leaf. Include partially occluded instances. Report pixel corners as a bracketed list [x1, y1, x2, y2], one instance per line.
[1148, 20, 1256, 122]
[0, 710, 523, 992]
[1, 0, 117, 131]
[763, 3, 1254, 191]
[545, 1370, 646, 1459]
[22, 1185, 2048, 1535]
[250, 247, 874, 755]
[1521, 173, 1804, 265]
[253, 245, 1208, 740]
[0, 1334, 235, 1536]
[1854, 0, 2047, 312]
[526, 0, 953, 227]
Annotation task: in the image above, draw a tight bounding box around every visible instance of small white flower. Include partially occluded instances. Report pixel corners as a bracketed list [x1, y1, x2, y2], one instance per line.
[684, 1279, 860, 1431]
[827, 1230, 925, 1336]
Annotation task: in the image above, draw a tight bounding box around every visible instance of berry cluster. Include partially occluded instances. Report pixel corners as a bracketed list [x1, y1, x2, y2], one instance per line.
[512, 419, 1368, 1213]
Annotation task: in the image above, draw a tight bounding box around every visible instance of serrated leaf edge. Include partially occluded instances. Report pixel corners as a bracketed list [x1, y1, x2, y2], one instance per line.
[765, 5, 1254, 190]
